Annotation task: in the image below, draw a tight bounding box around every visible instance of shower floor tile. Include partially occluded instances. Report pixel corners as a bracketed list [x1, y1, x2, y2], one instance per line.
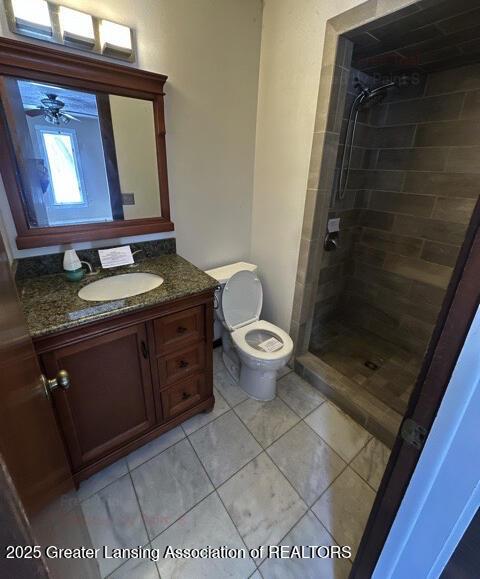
[311, 322, 422, 416]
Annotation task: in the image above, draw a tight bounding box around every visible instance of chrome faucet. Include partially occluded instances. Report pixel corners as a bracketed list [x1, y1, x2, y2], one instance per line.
[80, 259, 94, 274]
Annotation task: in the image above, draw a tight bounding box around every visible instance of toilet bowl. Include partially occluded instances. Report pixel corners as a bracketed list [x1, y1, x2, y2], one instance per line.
[205, 264, 293, 401]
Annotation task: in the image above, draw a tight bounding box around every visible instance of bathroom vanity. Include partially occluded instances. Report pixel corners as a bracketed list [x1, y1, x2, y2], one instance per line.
[19, 254, 217, 485]
[0, 38, 221, 487]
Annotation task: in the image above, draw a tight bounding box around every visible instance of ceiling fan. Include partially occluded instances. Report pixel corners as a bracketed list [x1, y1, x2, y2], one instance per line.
[24, 93, 80, 125]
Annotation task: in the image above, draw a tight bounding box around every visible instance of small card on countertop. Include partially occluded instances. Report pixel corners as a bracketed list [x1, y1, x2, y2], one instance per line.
[257, 337, 283, 353]
[327, 218, 340, 233]
[98, 245, 134, 268]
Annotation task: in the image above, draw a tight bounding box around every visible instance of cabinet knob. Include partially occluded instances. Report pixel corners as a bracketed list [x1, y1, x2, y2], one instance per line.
[41, 370, 71, 396]
[179, 360, 189, 369]
[182, 391, 191, 400]
[177, 326, 187, 334]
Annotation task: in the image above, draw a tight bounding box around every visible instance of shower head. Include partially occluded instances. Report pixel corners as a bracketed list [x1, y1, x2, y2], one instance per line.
[356, 80, 397, 109]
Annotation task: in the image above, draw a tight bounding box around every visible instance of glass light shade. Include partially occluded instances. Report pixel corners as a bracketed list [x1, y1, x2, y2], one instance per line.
[11, 0, 52, 36]
[59, 6, 95, 47]
[100, 19, 132, 56]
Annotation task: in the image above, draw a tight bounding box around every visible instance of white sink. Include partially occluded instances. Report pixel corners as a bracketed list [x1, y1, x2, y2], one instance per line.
[78, 273, 164, 302]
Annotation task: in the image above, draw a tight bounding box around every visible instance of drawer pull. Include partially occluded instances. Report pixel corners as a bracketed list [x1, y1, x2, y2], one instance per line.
[177, 326, 187, 334]
[182, 391, 192, 400]
[141, 341, 149, 359]
[179, 359, 189, 369]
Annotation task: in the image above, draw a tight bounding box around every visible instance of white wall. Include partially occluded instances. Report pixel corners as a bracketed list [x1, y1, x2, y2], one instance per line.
[0, 0, 262, 266]
[250, 0, 365, 330]
[109, 95, 161, 221]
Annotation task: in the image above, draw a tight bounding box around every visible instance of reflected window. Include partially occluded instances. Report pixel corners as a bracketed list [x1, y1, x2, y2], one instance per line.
[38, 128, 85, 205]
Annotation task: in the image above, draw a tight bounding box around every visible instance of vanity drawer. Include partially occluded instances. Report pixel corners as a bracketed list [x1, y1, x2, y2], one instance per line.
[158, 342, 205, 386]
[154, 306, 204, 354]
[161, 373, 207, 419]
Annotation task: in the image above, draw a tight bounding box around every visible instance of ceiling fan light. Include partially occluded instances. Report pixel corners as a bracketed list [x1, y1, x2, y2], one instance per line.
[11, 0, 52, 37]
[59, 6, 95, 49]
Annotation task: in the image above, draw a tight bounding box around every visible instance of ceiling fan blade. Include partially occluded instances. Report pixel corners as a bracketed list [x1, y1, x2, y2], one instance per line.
[25, 109, 44, 117]
[63, 113, 80, 121]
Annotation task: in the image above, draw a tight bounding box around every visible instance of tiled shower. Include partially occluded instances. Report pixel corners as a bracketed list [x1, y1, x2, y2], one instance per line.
[302, 0, 479, 445]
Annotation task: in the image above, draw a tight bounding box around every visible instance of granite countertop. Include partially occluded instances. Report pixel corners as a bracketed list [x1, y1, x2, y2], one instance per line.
[19, 254, 218, 338]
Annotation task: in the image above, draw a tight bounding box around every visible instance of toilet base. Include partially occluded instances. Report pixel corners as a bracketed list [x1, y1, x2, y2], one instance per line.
[239, 365, 277, 401]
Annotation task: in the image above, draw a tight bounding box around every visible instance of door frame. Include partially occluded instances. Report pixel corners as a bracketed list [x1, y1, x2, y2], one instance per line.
[351, 198, 480, 577]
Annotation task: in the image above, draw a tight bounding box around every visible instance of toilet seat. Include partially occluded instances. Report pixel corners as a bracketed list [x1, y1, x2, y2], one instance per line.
[231, 320, 293, 361]
[221, 270, 263, 330]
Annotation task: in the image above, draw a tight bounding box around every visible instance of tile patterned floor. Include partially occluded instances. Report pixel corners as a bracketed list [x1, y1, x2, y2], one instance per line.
[76, 348, 390, 578]
[311, 320, 422, 415]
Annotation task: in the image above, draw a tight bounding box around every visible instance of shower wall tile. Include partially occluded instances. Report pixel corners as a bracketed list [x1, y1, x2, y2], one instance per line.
[361, 228, 423, 257]
[368, 191, 435, 217]
[311, 63, 477, 358]
[403, 171, 480, 198]
[415, 120, 480, 147]
[352, 244, 386, 267]
[409, 279, 446, 308]
[384, 93, 464, 124]
[358, 209, 395, 231]
[425, 62, 480, 95]
[432, 197, 477, 224]
[446, 146, 480, 173]
[376, 147, 448, 171]
[373, 125, 416, 148]
[392, 214, 468, 244]
[383, 254, 452, 289]
[421, 240, 460, 267]
[460, 89, 480, 119]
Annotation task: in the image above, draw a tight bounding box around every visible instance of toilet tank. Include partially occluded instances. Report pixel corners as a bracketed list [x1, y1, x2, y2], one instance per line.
[205, 261, 257, 285]
[205, 262, 258, 339]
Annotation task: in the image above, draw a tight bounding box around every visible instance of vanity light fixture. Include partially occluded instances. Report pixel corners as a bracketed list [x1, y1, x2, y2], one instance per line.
[59, 6, 95, 49]
[99, 19, 132, 58]
[4, 0, 135, 61]
[10, 0, 52, 38]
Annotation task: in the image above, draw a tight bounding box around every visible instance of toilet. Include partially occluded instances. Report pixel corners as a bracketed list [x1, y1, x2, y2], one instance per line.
[205, 262, 293, 401]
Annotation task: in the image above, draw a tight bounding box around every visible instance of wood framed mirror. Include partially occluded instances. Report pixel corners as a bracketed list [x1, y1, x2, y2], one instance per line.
[0, 37, 173, 249]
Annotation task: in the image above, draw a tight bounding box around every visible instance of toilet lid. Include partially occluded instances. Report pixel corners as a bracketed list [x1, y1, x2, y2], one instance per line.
[222, 270, 263, 330]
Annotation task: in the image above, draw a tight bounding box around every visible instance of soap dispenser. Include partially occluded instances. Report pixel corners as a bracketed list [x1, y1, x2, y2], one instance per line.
[63, 249, 84, 282]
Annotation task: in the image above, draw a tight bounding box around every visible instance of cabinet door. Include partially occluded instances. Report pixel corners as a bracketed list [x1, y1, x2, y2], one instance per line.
[41, 324, 155, 471]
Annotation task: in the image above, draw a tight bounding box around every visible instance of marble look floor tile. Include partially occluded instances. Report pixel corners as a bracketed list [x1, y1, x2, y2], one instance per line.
[190, 410, 262, 486]
[277, 372, 325, 418]
[126, 426, 185, 471]
[152, 493, 256, 578]
[260, 511, 352, 579]
[218, 453, 307, 550]
[234, 397, 300, 448]
[267, 422, 346, 506]
[250, 572, 262, 579]
[305, 402, 370, 462]
[77, 458, 128, 502]
[312, 467, 375, 557]
[131, 438, 213, 539]
[213, 348, 248, 406]
[109, 554, 159, 579]
[81, 475, 148, 577]
[351, 437, 390, 491]
[182, 388, 230, 436]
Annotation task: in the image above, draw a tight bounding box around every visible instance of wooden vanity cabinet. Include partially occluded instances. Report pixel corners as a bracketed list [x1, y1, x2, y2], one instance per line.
[40, 324, 156, 472]
[35, 291, 214, 484]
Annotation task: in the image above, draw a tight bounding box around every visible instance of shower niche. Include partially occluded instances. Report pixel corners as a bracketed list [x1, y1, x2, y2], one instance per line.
[297, 0, 479, 446]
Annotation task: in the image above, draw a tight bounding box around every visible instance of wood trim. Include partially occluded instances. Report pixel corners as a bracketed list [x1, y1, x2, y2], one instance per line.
[95, 94, 124, 221]
[0, 37, 174, 248]
[351, 198, 480, 577]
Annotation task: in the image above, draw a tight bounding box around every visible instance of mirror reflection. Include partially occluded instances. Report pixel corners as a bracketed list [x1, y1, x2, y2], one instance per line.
[1, 78, 161, 228]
